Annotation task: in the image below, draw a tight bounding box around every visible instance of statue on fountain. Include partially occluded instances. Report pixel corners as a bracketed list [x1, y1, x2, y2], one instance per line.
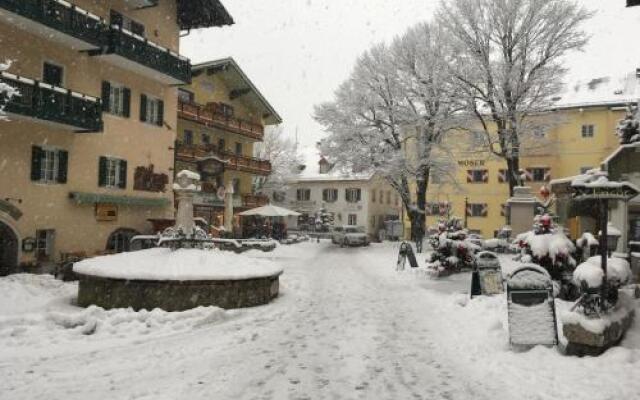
[159, 170, 211, 249]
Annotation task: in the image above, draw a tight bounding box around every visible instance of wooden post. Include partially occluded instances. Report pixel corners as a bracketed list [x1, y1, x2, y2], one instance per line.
[600, 199, 609, 309]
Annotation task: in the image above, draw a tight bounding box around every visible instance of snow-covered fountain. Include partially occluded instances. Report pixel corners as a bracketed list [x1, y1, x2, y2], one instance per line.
[73, 170, 283, 311]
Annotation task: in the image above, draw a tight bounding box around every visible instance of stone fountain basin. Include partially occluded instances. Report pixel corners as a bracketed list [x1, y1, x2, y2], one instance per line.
[73, 248, 283, 311]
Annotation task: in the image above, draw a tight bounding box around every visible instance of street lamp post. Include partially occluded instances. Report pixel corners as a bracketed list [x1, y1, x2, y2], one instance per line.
[464, 197, 469, 229]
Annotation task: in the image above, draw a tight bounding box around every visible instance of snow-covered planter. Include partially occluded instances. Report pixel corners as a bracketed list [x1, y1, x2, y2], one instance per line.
[561, 291, 635, 356]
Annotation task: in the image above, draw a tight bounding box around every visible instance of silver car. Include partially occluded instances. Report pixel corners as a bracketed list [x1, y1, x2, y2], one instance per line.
[332, 225, 370, 247]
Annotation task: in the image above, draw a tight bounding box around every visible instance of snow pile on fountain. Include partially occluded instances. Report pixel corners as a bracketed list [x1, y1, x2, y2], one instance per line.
[74, 248, 283, 281]
[573, 256, 632, 288]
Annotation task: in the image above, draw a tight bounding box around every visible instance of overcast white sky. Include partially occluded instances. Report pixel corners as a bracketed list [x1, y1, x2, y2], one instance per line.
[182, 0, 640, 161]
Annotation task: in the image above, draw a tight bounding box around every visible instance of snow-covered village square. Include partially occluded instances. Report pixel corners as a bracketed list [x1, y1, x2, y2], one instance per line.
[3, 0, 640, 399]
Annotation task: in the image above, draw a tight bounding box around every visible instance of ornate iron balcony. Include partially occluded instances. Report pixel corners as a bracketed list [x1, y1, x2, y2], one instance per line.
[99, 25, 191, 84]
[0, 0, 106, 50]
[1, 72, 102, 132]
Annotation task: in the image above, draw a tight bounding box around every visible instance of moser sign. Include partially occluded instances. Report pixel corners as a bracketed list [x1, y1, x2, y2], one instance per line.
[458, 160, 486, 167]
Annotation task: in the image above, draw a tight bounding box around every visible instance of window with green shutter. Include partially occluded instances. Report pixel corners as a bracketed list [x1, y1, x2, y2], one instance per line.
[140, 94, 163, 126]
[103, 81, 130, 117]
[31, 146, 68, 184]
[99, 156, 127, 189]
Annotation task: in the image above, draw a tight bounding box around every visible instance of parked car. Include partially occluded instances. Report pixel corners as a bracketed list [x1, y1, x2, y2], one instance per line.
[332, 225, 370, 247]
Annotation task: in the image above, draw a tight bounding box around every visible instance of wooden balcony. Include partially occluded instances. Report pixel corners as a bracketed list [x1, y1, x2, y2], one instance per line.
[178, 100, 264, 141]
[242, 194, 269, 209]
[176, 144, 272, 176]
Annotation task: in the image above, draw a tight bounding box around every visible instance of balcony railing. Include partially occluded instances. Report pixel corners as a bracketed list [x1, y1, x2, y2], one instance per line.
[242, 194, 269, 208]
[176, 144, 272, 176]
[178, 100, 265, 141]
[0, 72, 102, 132]
[102, 25, 191, 84]
[0, 0, 106, 49]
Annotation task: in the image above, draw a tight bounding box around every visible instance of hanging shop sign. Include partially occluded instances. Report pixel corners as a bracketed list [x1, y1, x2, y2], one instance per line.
[95, 203, 118, 222]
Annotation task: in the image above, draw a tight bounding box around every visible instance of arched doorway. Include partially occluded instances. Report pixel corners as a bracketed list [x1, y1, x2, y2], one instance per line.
[0, 221, 18, 276]
[106, 228, 140, 253]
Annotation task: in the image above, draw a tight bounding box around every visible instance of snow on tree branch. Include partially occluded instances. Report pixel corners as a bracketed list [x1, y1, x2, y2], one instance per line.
[0, 60, 18, 121]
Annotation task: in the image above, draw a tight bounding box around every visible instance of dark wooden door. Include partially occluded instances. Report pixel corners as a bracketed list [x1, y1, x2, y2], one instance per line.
[0, 222, 18, 276]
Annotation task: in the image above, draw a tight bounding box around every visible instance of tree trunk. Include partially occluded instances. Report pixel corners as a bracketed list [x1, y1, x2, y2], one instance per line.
[506, 156, 521, 197]
[412, 167, 429, 253]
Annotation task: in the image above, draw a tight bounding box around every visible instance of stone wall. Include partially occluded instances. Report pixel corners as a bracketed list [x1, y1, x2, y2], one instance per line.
[77, 273, 281, 311]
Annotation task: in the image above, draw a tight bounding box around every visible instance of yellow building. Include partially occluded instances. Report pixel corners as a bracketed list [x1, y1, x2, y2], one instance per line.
[404, 74, 638, 239]
[0, 0, 233, 275]
[174, 58, 282, 230]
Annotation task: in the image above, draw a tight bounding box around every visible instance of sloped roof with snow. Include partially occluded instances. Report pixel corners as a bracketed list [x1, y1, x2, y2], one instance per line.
[293, 165, 374, 183]
[551, 72, 640, 110]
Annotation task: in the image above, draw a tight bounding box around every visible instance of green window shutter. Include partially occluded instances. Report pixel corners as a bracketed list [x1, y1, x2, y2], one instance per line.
[98, 156, 107, 187]
[123, 87, 131, 118]
[101, 81, 111, 112]
[31, 146, 42, 181]
[139, 94, 147, 122]
[118, 160, 127, 189]
[156, 99, 164, 126]
[57, 150, 68, 184]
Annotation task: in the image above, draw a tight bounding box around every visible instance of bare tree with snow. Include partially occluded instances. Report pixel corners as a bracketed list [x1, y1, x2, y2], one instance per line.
[253, 125, 302, 195]
[315, 23, 459, 246]
[437, 0, 592, 196]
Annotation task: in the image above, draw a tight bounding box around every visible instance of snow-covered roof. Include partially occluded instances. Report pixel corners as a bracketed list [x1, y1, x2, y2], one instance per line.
[292, 163, 374, 183]
[191, 58, 282, 125]
[551, 72, 640, 110]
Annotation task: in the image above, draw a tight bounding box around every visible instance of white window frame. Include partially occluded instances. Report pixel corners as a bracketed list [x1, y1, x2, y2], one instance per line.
[345, 188, 361, 203]
[105, 158, 123, 188]
[323, 188, 338, 203]
[296, 188, 311, 201]
[581, 124, 595, 138]
[530, 167, 547, 182]
[39, 148, 59, 184]
[348, 214, 357, 225]
[469, 204, 487, 217]
[35, 229, 54, 258]
[109, 82, 126, 116]
[146, 97, 161, 125]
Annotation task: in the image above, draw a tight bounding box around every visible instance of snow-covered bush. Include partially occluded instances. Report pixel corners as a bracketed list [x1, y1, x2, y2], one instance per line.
[514, 215, 577, 299]
[482, 238, 509, 253]
[617, 111, 640, 145]
[426, 218, 478, 275]
[0, 60, 18, 119]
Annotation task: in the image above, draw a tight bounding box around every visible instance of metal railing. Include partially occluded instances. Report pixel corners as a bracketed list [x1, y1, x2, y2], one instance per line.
[1, 72, 102, 131]
[178, 100, 265, 140]
[105, 25, 191, 83]
[0, 0, 105, 47]
[176, 143, 272, 175]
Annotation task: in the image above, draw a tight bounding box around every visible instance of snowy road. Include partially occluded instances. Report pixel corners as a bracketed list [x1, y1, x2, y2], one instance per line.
[1, 242, 640, 400]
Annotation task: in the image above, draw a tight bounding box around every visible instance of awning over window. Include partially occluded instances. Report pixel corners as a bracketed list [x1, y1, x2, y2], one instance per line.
[69, 192, 170, 207]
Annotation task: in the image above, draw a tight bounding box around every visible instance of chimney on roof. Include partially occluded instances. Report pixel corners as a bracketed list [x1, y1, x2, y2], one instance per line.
[319, 156, 331, 174]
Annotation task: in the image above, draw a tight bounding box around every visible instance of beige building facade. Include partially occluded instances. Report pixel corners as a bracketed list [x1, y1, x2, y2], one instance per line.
[403, 74, 640, 239]
[0, 0, 233, 274]
[175, 58, 281, 230]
